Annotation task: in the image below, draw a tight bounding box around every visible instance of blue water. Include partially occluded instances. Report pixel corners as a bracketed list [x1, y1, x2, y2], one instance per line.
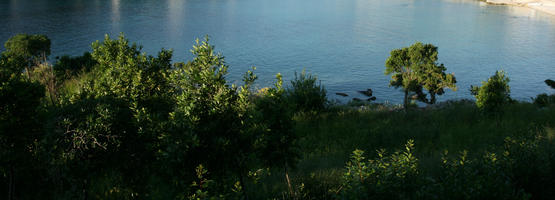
[2, 0, 555, 103]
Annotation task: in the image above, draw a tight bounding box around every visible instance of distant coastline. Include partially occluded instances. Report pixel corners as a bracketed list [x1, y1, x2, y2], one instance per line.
[485, 0, 555, 15]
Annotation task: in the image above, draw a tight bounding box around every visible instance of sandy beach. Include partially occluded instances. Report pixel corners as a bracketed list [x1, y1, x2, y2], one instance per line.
[486, 0, 555, 15]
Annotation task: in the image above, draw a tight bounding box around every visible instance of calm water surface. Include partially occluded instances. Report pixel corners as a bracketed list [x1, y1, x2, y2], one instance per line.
[2, 0, 555, 103]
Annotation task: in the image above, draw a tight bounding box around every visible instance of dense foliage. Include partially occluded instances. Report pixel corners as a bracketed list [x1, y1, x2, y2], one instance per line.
[471, 70, 512, 113]
[286, 70, 327, 112]
[385, 42, 456, 109]
[53, 52, 97, 82]
[1, 33, 554, 199]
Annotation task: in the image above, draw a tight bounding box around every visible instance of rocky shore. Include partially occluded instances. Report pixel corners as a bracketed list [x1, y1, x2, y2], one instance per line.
[486, 0, 555, 15]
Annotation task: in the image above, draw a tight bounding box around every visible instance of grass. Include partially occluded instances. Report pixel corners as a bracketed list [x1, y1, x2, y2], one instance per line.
[251, 100, 555, 199]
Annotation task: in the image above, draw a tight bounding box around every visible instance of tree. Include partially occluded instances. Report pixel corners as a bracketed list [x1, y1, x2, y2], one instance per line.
[166, 37, 258, 197]
[470, 70, 511, 113]
[417, 62, 457, 104]
[3, 34, 51, 78]
[45, 97, 136, 199]
[0, 51, 45, 200]
[43, 33, 176, 198]
[385, 42, 456, 109]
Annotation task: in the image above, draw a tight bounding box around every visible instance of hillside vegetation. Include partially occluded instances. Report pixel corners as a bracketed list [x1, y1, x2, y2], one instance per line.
[1, 33, 554, 200]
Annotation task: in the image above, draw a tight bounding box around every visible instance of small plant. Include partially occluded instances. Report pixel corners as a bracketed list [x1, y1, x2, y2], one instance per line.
[286, 70, 327, 113]
[421, 150, 528, 200]
[470, 70, 512, 113]
[187, 165, 215, 200]
[340, 140, 420, 199]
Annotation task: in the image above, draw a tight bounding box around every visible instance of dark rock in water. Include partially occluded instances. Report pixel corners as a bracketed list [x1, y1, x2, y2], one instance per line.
[367, 96, 377, 101]
[335, 92, 348, 97]
[352, 98, 362, 101]
[358, 89, 373, 97]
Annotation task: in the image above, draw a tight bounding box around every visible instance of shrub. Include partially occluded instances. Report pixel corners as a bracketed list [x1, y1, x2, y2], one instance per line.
[340, 140, 420, 199]
[470, 70, 512, 113]
[534, 93, 555, 107]
[534, 79, 555, 107]
[253, 73, 300, 198]
[286, 70, 327, 113]
[501, 134, 555, 199]
[53, 52, 97, 82]
[420, 150, 528, 200]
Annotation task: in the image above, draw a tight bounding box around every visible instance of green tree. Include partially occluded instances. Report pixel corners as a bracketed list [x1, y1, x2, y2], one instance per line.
[44, 33, 176, 198]
[2, 34, 58, 105]
[385, 42, 456, 109]
[417, 62, 457, 104]
[470, 70, 511, 113]
[167, 37, 258, 197]
[3, 34, 51, 78]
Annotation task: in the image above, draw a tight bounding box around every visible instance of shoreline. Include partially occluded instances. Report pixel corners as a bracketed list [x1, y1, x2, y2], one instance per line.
[485, 0, 555, 15]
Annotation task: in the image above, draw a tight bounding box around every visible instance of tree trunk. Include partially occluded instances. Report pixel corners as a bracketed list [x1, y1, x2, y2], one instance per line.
[284, 165, 294, 199]
[25, 66, 32, 80]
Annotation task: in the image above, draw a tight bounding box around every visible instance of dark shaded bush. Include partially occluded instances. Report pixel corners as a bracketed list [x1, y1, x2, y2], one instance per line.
[420, 150, 528, 200]
[286, 70, 327, 113]
[534, 93, 555, 107]
[533, 79, 555, 107]
[53, 52, 97, 81]
[45, 96, 137, 199]
[545, 79, 555, 89]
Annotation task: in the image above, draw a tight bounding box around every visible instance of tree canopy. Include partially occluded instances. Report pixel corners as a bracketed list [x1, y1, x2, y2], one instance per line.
[385, 42, 456, 108]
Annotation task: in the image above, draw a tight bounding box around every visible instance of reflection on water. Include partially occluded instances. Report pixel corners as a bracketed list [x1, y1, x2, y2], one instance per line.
[111, 0, 120, 32]
[1, 0, 554, 103]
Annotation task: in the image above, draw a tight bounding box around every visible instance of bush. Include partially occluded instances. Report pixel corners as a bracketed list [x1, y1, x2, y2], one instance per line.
[534, 79, 555, 107]
[340, 140, 420, 199]
[286, 70, 327, 113]
[534, 93, 555, 107]
[338, 132, 555, 200]
[470, 70, 512, 113]
[53, 52, 97, 82]
[420, 150, 528, 200]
